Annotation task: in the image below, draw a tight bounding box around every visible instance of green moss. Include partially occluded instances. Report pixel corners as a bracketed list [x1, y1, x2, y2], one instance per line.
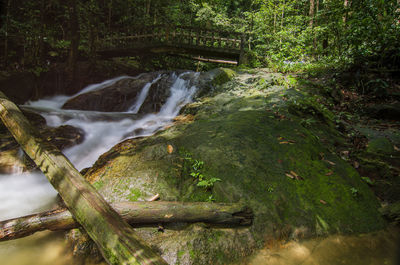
[211, 68, 237, 87]
[92, 180, 104, 190]
[207, 230, 224, 244]
[171, 107, 384, 236]
[189, 249, 196, 259]
[177, 250, 185, 259]
[288, 95, 335, 123]
[78, 68, 386, 264]
[127, 188, 142, 202]
[367, 137, 395, 154]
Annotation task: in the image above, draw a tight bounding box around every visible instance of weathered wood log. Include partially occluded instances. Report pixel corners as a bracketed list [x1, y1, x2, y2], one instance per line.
[192, 56, 238, 65]
[0, 202, 253, 241]
[0, 91, 167, 265]
[166, 53, 238, 65]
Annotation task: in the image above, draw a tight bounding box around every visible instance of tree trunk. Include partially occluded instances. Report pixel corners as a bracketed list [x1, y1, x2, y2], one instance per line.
[309, 0, 315, 28]
[108, 0, 113, 32]
[0, 91, 167, 265]
[280, 0, 285, 46]
[309, 0, 315, 57]
[314, 0, 319, 55]
[0, 202, 253, 241]
[38, 0, 46, 65]
[3, 0, 11, 67]
[343, 0, 349, 23]
[68, 0, 80, 83]
[146, 0, 151, 17]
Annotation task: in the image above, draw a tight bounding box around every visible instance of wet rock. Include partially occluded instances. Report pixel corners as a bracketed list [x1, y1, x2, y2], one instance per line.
[62, 73, 158, 112]
[42, 125, 85, 150]
[365, 103, 400, 121]
[61, 69, 235, 114]
[0, 114, 84, 173]
[0, 108, 46, 134]
[137, 73, 176, 114]
[195, 68, 237, 97]
[0, 149, 26, 174]
[61, 71, 183, 113]
[380, 202, 400, 224]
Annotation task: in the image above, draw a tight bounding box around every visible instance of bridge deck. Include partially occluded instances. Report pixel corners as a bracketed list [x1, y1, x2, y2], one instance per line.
[98, 25, 245, 63]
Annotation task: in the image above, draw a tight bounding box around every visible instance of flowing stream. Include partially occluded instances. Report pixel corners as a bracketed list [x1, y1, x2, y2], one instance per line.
[0, 71, 198, 222]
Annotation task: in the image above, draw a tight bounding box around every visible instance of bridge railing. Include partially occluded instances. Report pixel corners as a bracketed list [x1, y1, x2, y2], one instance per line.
[100, 25, 245, 52]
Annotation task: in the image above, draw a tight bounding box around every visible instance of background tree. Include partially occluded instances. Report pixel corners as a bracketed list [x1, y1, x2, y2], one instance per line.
[0, 0, 399, 71]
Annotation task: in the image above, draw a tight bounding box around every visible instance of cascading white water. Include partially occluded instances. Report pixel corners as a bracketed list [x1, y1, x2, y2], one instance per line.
[0, 72, 198, 221]
[128, 74, 162, 113]
[0, 172, 58, 220]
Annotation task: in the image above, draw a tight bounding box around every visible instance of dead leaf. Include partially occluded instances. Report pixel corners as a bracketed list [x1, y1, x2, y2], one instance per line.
[167, 145, 174, 154]
[394, 145, 400, 151]
[286, 173, 295, 179]
[288, 140, 296, 143]
[148, 194, 160, 201]
[286, 171, 303, 180]
[353, 161, 360, 168]
[279, 141, 290, 144]
[320, 200, 327, 205]
[326, 160, 336, 166]
[325, 171, 333, 176]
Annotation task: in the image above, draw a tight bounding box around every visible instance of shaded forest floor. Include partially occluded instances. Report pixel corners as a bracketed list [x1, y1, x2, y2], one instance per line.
[294, 65, 400, 223]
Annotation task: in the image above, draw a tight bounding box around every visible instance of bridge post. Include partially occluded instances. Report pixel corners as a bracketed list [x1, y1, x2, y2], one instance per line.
[165, 27, 170, 44]
[238, 33, 247, 66]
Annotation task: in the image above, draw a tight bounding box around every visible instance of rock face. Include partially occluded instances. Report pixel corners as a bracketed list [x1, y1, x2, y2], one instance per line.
[61, 70, 227, 114]
[0, 109, 84, 173]
[71, 69, 386, 264]
[365, 103, 400, 121]
[61, 71, 194, 113]
[62, 73, 159, 112]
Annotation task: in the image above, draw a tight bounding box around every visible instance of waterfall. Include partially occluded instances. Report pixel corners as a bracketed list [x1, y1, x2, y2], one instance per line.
[0, 71, 198, 220]
[10, 148, 24, 174]
[128, 74, 162, 113]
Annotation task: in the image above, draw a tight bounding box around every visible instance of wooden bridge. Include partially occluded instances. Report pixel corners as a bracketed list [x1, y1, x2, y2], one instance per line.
[98, 25, 246, 65]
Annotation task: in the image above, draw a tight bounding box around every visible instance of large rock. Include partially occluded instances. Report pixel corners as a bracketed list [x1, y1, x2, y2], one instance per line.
[62, 73, 159, 112]
[73, 69, 385, 264]
[61, 71, 196, 113]
[365, 103, 400, 121]
[61, 69, 234, 113]
[0, 110, 84, 173]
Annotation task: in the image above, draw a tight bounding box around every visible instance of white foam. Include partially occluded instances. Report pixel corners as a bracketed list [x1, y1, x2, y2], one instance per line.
[0, 72, 198, 220]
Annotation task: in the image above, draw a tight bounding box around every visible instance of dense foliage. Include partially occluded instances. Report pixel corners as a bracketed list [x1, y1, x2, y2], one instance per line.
[1, 0, 399, 70]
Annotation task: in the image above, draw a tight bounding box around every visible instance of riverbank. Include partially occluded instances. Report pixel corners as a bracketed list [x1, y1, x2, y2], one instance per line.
[0, 66, 399, 264]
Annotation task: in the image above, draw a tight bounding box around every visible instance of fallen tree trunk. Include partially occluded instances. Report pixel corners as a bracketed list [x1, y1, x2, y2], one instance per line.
[0, 91, 167, 265]
[167, 53, 238, 65]
[0, 202, 253, 241]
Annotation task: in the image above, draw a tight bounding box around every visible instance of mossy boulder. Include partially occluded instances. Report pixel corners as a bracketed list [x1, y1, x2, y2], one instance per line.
[211, 68, 236, 86]
[195, 68, 237, 97]
[367, 137, 395, 155]
[76, 69, 385, 264]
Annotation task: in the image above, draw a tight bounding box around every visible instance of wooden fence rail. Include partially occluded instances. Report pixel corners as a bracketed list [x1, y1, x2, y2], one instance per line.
[100, 25, 245, 53]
